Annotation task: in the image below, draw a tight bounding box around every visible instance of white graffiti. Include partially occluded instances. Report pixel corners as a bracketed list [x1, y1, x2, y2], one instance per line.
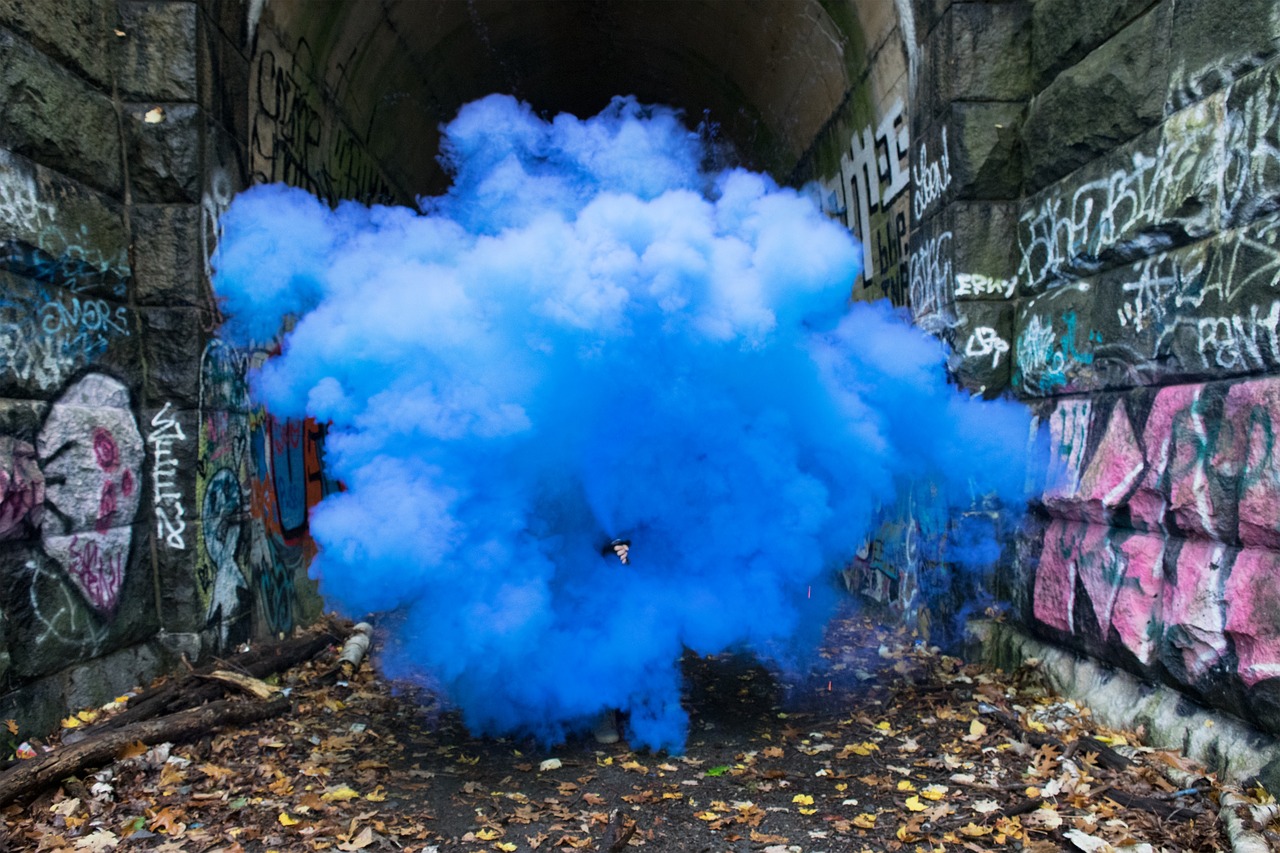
[955, 272, 1016, 299]
[1019, 149, 1162, 289]
[912, 126, 952, 221]
[1045, 398, 1093, 502]
[149, 402, 188, 550]
[908, 230, 954, 332]
[1196, 299, 1280, 371]
[0, 288, 131, 390]
[201, 168, 233, 284]
[964, 326, 1010, 368]
[0, 159, 57, 231]
[821, 98, 910, 283]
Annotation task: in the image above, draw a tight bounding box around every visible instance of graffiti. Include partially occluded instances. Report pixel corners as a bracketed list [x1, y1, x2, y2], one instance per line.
[955, 272, 1016, 300]
[36, 373, 142, 615]
[963, 327, 1010, 369]
[1018, 149, 1163, 290]
[912, 126, 952, 222]
[0, 153, 130, 297]
[0, 284, 131, 391]
[148, 402, 188, 550]
[1028, 377, 1280, 691]
[201, 169, 233, 284]
[1013, 311, 1100, 395]
[0, 436, 44, 540]
[250, 40, 392, 204]
[908, 230, 954, 333]
[815, 98, 911, 305]
[1195, 299, 1280, 371]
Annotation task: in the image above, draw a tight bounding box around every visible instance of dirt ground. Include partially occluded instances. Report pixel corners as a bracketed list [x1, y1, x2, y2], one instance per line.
[1, 603, 1269, 852]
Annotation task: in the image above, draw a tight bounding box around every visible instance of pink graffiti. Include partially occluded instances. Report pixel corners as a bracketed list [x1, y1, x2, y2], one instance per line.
[1225, 379, 1280, 549]
[1225, 548, 1280, 687]
[1164, 540, 1228, 680]
[0, 436, 45, 540]
[92, 427, 119, 472]
[66, 534, 125, 614]
[1031, 519, 1164, 665]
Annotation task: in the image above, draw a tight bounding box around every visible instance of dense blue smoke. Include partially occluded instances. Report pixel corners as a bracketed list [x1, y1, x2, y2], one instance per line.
[213, 95, 1033, 751]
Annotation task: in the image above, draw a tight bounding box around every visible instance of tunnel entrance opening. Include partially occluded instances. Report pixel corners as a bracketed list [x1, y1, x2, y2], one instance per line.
[252, 0, 868, 202]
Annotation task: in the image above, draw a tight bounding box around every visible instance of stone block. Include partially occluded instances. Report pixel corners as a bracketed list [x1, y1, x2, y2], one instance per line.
[945, 101, 1024, 200]
[0, 27, 123, 197]
[950, 299, 1013, 395]
[0, 673, 62, 742]
[138, 307, 207, 409]
[947, 201, 1021, 295]
[1031, 0, 1158, 92]
[0, 269, 141, 401]
[935, 2, 1032, 105]
[910, 119, 956, 224]
[132, 204, 204, 307]
[1167, 0, 1280, 111]
[1160, 538, 1233, 693]
[125, 101, 201, 204]
[116, 1, 197, 102]
[0, 149, 131, 301]
[1022, 3, 1172, 191]
[0, 0, 114, 90]
[1226, 547, 1280, 690]
[63, 636, 167, 711]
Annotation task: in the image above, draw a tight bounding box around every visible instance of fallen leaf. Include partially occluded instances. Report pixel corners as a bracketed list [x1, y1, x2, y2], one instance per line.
[4, 719, 16, 735]
[336, 826, 376, 851]
[74, 830, 119, 851]
[904, 795, 926, 812]
[852, 813, 877, 828]
[278, 812, 300, 826]
[791, 794, 814, 805]
[539, 758, 562, 772]
[322, 785, 361, 802]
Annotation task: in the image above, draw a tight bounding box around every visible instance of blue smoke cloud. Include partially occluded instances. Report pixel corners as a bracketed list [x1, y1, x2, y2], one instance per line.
[213, 95, 1034, 752]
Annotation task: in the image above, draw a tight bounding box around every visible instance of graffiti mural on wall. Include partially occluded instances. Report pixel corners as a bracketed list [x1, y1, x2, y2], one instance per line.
[1028, 377, 1280, 696]
[196, 340, 336, 644]
[0, 281, 131, 392]
[813, 98, 912, 306]
[0, 373, 145, 665]
[250, 37, 393, 205]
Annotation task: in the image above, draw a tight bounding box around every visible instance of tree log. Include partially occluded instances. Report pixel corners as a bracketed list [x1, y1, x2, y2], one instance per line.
[0, 696, 288, 808]
[94, 629, 339, 732]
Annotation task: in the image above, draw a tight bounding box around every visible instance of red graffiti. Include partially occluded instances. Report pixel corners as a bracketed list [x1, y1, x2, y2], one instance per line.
[67, 534, 125, 614]
[92, 427, 120, 472]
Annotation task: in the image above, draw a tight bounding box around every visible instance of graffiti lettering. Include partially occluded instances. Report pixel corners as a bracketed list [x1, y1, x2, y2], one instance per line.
[912, 126, 952, 221]
[149, 402, 188, 550]
[963, 326, 1010, 368]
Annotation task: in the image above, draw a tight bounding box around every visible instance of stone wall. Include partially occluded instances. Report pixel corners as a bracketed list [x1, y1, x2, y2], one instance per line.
[0, 0, 329, 738]
[867, 0, 1280, 737]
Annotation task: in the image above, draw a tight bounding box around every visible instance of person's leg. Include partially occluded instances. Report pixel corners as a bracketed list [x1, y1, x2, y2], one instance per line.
[593, 708, 620, 744]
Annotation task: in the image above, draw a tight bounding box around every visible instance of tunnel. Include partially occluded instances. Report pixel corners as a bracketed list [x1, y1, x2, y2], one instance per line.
[5, 0, 1280, 783]
[245, 1, 904, 208]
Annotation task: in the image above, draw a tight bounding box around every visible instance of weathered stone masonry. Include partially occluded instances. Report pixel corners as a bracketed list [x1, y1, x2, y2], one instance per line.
[5, 0, 1280, 756]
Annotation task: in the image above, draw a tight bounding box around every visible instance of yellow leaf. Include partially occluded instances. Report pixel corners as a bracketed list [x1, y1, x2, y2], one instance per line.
[278, 812, 299, 826]
[4, 719, 16, 735]
[621, 760, 647, 773]
[77, 710, 99, 724]
[1024, 786, 1041, 799]
[852, 813, 877, 828]
[116, 741, 148, 760]
[475, 828, 500, 841]
[496, 844, 517, 852]
[876, 721, 892, 731]
[321, 785, 361, 802]
[897, 780, 916, 792]
[799, 808, 817, 815]
[835, 783, 847, 792]
[61, 716, 81, 729]
[695, 811, 719, 821]
[792, 794, 814, 805]
[457, 754, 480, 765]
[596, 756, 613, 766]
[920, 784, 948, 801]
[960, 822, 992, 837]
[905, 795, 926, 812]
[365, 786, 387, 802]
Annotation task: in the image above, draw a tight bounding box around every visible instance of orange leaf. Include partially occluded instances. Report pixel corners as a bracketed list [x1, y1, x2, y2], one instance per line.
[116, 741, 148, 760]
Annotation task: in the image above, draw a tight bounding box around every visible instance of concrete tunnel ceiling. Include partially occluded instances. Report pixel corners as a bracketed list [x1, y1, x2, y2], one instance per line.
[257, 0, 871, 198]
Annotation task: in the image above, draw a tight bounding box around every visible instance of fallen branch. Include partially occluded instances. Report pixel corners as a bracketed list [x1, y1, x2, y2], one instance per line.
[982, 707, 1131, 771]
[0, 696, 289, 808]
[93, 629, 339, 732]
